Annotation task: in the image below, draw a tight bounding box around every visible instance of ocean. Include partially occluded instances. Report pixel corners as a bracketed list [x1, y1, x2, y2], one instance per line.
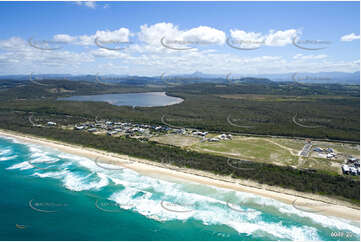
[0, 135, 359, 241]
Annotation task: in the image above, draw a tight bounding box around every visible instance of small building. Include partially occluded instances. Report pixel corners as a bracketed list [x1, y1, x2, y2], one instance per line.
[349, 167, 358, 176]
[326, 148, 334, 153]
[341, 164, 350, 175]
[107, 131, 118, 136]
[327, 153, 335, 159]
[209, 138, 220, 142]
[47, 122, 56, 126]
[74, 125, 85, 130]
[88, 128, 97, 132]
[193, 131, 208, 137]
[313, 147, 323, 152]
[348, 157, 358, 163]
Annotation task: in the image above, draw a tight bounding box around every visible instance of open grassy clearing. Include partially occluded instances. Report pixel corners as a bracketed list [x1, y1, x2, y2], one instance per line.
[150, 134, 201, 147]
[190, 136, 299, 166]
[150, 133, 359, 175]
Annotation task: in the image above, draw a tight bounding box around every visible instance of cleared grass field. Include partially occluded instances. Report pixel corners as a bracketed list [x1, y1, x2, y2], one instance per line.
[150, 134, 201, 147]
[150, 133, 359, 175]
[191, 136, 299, 166]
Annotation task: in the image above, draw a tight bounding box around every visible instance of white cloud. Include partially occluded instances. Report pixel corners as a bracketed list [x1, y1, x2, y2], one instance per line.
[95, 28, 131, 42]
[264, 29, 298, 46]
[53, 34, 76, 43]
[50, 28, 132, 46]
[340, 33, 360, 42]
[293, 54, 328, 60]
[84, 1, 96, 9]
[181, 26, 226, 45]
[138, 22, 181, 46]
[138, 23, 225, 51]
[0, 23, 358, 75]
[229, 29, 299, 47]
[76, 1, 96, 9]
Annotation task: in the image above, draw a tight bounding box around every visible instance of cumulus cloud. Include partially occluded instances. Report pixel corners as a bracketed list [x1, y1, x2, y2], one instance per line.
[138, 22, 225, 50]
[229, 29, 298, 47]
[51, 28, 132, 46]
[95, 28, 131, 42]
[264, 29, 298, 46]
[340, 33, 360, 42]
[0, 23, 358, 75]
[181, 26, 226, 45]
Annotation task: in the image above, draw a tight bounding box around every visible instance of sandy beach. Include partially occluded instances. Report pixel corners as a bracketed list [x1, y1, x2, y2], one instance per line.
[0, 128, 359, 222]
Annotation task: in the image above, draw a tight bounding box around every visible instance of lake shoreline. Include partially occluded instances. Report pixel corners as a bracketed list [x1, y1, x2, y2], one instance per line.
[57, 91, 184, 107]
[0, 128, 359, 222]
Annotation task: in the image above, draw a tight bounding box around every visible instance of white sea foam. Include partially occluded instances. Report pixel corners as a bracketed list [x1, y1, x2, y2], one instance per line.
[6, 161, 33, 170]
[63, 172, 109, 191]
[30, 156, 60, 164]
[32, 170, 68, 178]
[0, 149, 12, 156]
[1, 136, 359, 240]
[0, 155, 18, 161]
[104, 168, 359, 240]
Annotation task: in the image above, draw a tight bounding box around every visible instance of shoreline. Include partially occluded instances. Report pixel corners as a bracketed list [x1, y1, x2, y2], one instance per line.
[0, 128, 359, 222]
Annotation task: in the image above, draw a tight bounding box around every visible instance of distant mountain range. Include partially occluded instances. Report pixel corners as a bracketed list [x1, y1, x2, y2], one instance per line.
[0, 71, 359, 85]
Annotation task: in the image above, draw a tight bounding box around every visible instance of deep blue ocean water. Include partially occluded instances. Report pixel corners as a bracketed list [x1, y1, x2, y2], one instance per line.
[57, 92, 183, 107]
[0, 135, 359, 241]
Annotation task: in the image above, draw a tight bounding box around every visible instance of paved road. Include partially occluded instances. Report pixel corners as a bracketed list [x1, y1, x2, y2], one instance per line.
[300, 143, 312, 157]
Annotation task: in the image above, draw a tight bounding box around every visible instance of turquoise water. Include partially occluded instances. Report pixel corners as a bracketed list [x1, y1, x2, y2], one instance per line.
[0, 135, 359, 241]
[57, 92, 184, 107]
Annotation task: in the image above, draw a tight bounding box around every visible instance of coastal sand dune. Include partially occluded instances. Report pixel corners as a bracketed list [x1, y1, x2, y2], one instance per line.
[0, 129, 359, 222]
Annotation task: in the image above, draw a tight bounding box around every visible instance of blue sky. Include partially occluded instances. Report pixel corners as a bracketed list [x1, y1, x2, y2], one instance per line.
[0, 1, 359, 76]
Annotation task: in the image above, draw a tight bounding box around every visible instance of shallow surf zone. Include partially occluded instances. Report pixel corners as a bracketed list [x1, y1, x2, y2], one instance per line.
[0, 135, 360, 241]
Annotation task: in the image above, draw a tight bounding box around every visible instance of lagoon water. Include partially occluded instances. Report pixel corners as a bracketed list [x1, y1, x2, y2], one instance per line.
[57, 92, 183, 107]
[0, 135, 359, 241]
